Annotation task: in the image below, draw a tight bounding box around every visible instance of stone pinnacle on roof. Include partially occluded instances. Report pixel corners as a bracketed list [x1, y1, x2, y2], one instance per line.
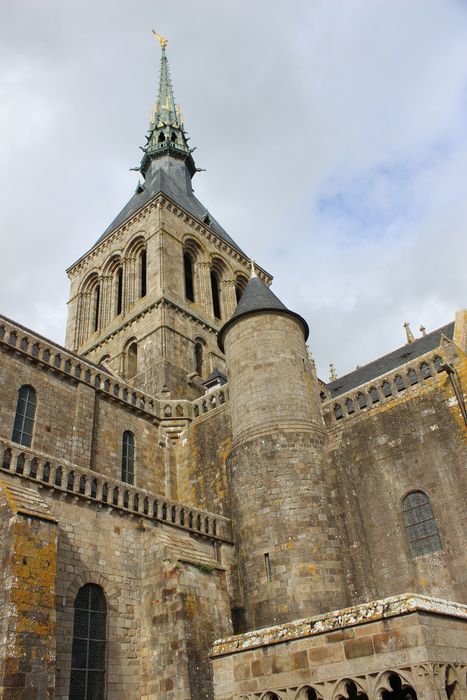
[329, 363, 337, 381]
[218, 275, 309, 352]
[139, 32, 195, 178]
[404, 321, 415, 344]
[250, 260, 257, 278]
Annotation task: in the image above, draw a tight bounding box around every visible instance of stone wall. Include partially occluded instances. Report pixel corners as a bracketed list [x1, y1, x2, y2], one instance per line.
[210, 594, 467, 700]
[0, 482, 58, 698]
[327, 349, 467, 606]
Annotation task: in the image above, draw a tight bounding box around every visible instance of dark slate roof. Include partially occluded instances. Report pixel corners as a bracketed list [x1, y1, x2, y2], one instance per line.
[95, 156, 245, 255]
[202, 368, 228, 387]
[218, 275, 309, 351]
[326, 321, 454, 398]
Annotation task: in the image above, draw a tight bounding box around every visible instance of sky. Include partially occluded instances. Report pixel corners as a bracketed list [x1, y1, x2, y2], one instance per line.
[0, 0, 466, 380]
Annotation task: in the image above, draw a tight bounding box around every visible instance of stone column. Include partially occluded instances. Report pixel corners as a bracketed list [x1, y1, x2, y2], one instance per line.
[195, 261, 213, 314]
[221, 279, 237, 319]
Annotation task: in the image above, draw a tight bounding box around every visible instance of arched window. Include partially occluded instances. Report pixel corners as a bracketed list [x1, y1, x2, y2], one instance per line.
[115, 267, 123, 316]
[334, 403, 343, 420]
[139, 249, 147, 298]
[235, 275, 248, 304]
[122, 431, 135, 484]
[210, 270, 221, 319]
[194, 339, 204, 376]
[12, 385, 37, 447]
[125, 342, 137, 380]
[183, 252, 194, 302]
[69, 584, 107, 700]
[402, 491, 442, 556]
[345, 398, 355, 414]
[93, 284, 100, 332]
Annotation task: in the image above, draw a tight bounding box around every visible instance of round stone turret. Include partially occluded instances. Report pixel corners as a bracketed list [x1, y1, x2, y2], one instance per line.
[219, 275, 348, 630]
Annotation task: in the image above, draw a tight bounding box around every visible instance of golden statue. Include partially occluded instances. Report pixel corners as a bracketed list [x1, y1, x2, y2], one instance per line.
[152, 30, 168, 49]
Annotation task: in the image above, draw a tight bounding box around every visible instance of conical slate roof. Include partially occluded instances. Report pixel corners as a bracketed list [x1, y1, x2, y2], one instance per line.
[218, 275, 309, 351]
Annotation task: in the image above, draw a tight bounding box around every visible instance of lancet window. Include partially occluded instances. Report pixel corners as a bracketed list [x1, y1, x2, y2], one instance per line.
[12, 385, 37, 448]
[122, 430, 135, 484]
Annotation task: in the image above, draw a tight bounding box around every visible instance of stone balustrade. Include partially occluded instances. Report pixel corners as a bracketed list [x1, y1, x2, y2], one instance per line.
[0, 437, 233, 543]
[192, 384, 229, 419]
[321, 350, 446, 425]
[0, 314, 226, 425]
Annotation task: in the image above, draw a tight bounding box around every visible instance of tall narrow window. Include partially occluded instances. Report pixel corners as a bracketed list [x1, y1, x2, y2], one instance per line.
[402, 491, 442, 556]
[126, 342, 137, 380]
[140, 250, 147, 298]
[210, 270, 221, 319]
[184, 252, 194, 301]
[116, 267, 123, 315]
[93, 285, 100, 332]
[12, 385, 36, 447]
[122, 431, 135, 484]
[69, 584, 107, 700]
[195, 340, 204, 376]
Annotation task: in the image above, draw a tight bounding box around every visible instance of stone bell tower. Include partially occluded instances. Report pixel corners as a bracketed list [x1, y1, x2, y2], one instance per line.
[65, 35, 258, 399]
[218, 269, 348, 630]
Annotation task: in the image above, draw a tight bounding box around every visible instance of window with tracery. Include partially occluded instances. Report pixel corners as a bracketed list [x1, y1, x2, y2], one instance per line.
[402, 491, 442, 556]
[12, 385, 37, 447]
[69, 584, 107, 700]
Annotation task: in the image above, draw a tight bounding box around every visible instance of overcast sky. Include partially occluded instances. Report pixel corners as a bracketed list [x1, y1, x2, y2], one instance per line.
[1, 0, 466, 380]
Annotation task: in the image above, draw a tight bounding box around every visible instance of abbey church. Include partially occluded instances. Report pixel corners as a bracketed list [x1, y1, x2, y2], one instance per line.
[0, 38, 466, 700]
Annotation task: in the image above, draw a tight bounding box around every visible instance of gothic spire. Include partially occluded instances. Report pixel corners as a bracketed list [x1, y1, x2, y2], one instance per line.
[139, 32, 196, 178]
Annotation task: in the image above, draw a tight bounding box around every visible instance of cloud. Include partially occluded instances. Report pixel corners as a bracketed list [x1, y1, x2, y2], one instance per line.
[0, 0, 466, 380]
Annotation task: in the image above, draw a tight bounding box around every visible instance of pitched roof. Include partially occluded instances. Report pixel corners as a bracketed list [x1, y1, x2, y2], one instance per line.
[94, 157, 245, 254]
[218, 275, 309, 351]
[326, 322, 454, 397]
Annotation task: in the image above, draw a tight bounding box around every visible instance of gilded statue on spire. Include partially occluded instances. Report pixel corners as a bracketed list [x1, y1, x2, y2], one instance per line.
[152, 29, 168, 49]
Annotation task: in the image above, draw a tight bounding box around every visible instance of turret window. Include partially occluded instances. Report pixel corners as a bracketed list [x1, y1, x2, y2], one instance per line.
[12, 385, 37, 448]
[402, 491, 442, 556]
[122, 431, 135, 484]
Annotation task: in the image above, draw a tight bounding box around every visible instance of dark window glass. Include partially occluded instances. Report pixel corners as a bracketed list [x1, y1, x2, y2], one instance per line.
[116, 268, 123, 316]
[184, 253, 194, 301]
[210, 270, 221, 319]
[94, 285, 100, 332]
[402, 491, 442, 556]
[140, 250, 147, 298]
[69, 584, 106, 700]
[122, 431, 135, 484]
[12, 385, 37, 447]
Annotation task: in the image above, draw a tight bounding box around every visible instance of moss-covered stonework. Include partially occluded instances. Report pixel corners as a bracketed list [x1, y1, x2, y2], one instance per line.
[0, 483, 57, 699]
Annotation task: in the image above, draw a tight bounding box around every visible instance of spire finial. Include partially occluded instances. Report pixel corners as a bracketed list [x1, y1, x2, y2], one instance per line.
[403, 321, 415, 344]
[329, 363, 337, 381]
[152, 29, 168, 49]
[250, 260, 257, 278]
[420, 324, 426, 337]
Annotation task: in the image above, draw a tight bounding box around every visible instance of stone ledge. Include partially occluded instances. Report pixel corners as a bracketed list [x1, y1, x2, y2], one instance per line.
[210, 593, 467, 657]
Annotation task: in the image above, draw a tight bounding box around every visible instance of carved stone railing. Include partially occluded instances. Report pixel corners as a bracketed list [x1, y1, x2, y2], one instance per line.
[192, 384, 229, 419]
[0, 315, 229, 426]
[321, 349, 447, 426]
[0, 438, 233, 543]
